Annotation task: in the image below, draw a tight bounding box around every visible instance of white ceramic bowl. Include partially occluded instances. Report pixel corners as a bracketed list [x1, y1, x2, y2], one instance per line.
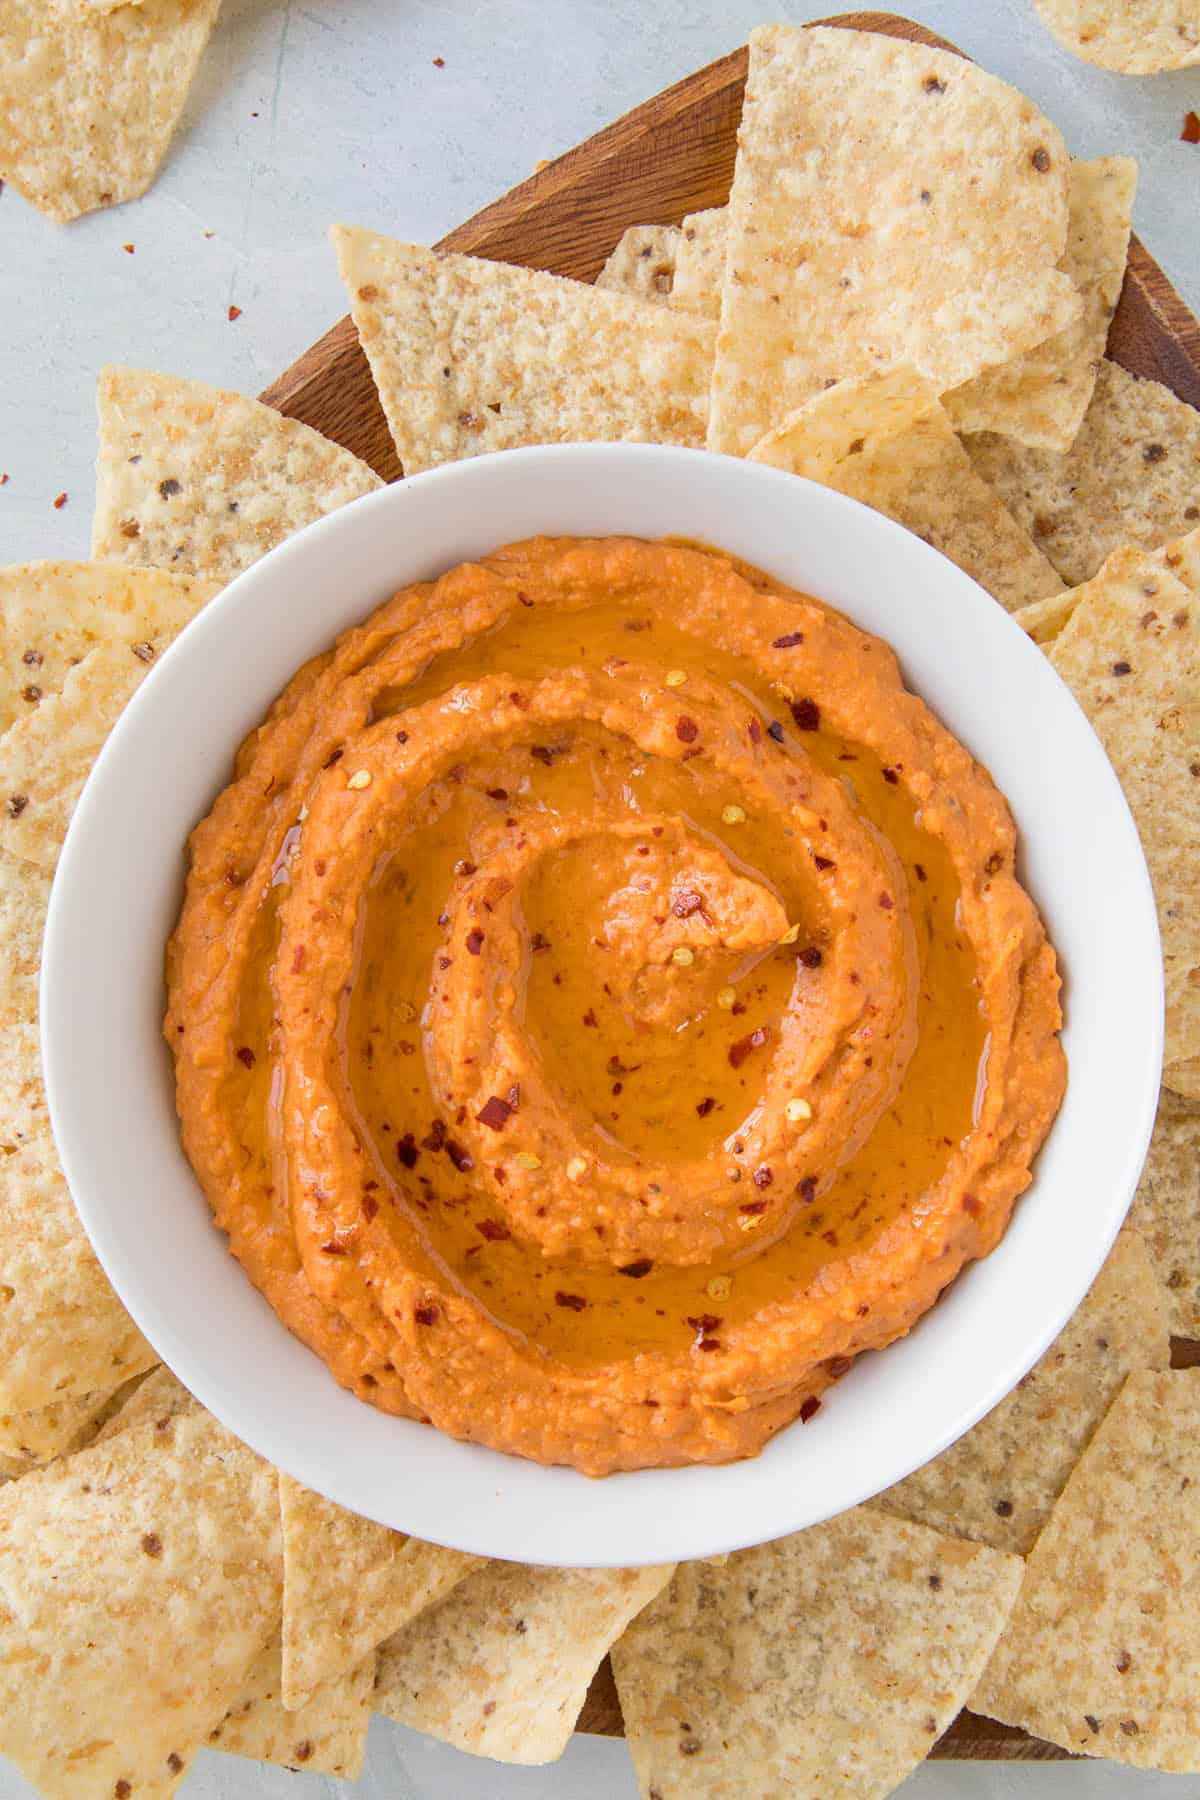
[41, 444, 1162, 1567]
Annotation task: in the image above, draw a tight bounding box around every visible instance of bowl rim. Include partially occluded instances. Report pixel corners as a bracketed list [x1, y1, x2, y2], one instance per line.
[41, 442, 1163, 1566]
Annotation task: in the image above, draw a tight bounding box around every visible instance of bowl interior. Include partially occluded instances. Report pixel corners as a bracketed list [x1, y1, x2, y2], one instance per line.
[41, 444, 1162, 1566]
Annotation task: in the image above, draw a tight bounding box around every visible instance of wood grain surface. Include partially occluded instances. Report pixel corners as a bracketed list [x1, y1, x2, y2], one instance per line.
[257, 9, 1200, 1764]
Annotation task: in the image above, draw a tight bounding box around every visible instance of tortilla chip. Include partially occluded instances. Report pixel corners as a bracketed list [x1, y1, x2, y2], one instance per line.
[0, 0, 221, 223]
[93, 368, 383, 580]
[707, 26, 1080, 456]
[0, 1407, 281, 1800]
[613, 1507, 1022, 1799]
[93, 1366, 196, 1444]
[594, 226, 680, 303]
[1047, 549, 1199, 1094]
[0, 560, 217, 738]
[1125, 1090, 1200, 1335]
[876, 1230, 1169, 1554]
[279, 1472, 480, 1709]
[671, 208, 727, 318]
[0, 637, 168, 871]
[945, 157, 1137, 452]
[374, 1560, 674, 1764]
[0, 849, 158, 1413]
[972, 1369, 1200, 1767]
[748, 371, 1065, 611]
[333, 228, 715, 475]
[1033, 0, 1200, 72]
[208, 1636, 373, 1779]
[1015, 522, 1200, 646]
[966, 360, 1200, 587]
[0, 1375, 143, 1473]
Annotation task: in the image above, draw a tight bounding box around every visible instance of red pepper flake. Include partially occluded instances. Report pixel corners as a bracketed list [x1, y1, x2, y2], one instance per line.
[619, 1259, 654, 1278]
[798, 1176, 817, 1204]
[362, 1194, 379, 1221]
[675, 715, 699, 743]
[772, 630, 804, 648]
[228, 304, 242, 321]
[799, 1395, 822, 1422]
[423, 1118, 447, 1152]
[555, 1291, 587, 1311]
[913, 862, 927, 882]
[797, 946, 823, 968]
[672, 890, 704, 918]
[748, 715, 762, 744]
[740, 1199, 768, 1216]
[582, 1008, 598, 1028]
[235, 1045, 255, 1068]
[323, 746, 343, 768]
[1183, 111, 1200, 143]
[529, 931, 551, 953]
[52, 492, 67, 509]
[433, 55, 445, 66]
[813, 854, 835, 871]
[828, 1355, 853, 1378]
[698, 1338, 723, 1352]
[446, 1139, 474, 1172]
[476, 1217, 511, 1240]
[486, 786, 508, 800]
[790, 696, 820, 731]
[687, 1313, 722, 1333]
[728, 1025, 769, 1069]
[878, 891, 894, 910]
[767, 719, 785, 743]
[121, 242, 135, 255]
[962, 1193, 982, 1217]
[530, 744, 556, 764]
[752, 1166, 773, 1188]
[320, 1239, 349, 1255]
[396, 1133, 419, 1169]
[476, 1095, 512, 1132]
[695, 1096, 716, 1117]
[882, 767, 899, 785]
[465, 927, 485, 955]
[0, 473, 8, 486]
[414, 1304, 438, 1325]
[291, 944, 306, 974]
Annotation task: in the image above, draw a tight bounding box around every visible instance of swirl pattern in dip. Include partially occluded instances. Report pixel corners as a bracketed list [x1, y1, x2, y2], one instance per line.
[167, 537, 1066, 1475]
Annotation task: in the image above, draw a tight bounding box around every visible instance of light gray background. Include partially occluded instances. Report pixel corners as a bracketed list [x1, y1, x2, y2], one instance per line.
[1, 1, 1198, 1794]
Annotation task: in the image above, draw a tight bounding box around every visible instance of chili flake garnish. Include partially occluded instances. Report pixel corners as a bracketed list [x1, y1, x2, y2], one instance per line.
[799, 1395, 822, 1422]
[476, 1095, 512, 1131]
[555, 1291, 587, 1311]
[476, 1218, 511, 1240]
[790, 697, 820, 730]
[618, 1259, 654, 1278]
[728, 1025, 769, 1069]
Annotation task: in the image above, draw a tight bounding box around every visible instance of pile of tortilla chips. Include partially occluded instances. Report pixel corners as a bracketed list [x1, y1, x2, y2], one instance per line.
[1, 21, 1198, 1797]
[0, 0, 222, 222]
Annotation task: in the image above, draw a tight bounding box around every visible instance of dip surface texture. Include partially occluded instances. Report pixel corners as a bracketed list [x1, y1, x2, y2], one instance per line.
[166, 537, 1066, 1475]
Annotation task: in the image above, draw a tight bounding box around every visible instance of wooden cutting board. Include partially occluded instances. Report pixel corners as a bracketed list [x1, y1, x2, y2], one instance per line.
[259, 9, 1200, 1764]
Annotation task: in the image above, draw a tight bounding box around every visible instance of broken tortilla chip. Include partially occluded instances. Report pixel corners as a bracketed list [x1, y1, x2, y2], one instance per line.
[0, 560, 217, 736]
[613, 1506, 1022, 1799]
[93, 1366, 195, 1444]
[671, 207, 727, 318]
[748, 369, 1065, 610]
[209, 1635, 373, 1779]
[1047, 547, 1199, 1095]
[594, 225, 680, 304]
[0, 1407, 281, 1800]
[972, 1369, 1200, 1768]
[279, 1472, 479, 1709]
[92, 367, 383, 580]
[1126, 1090, 1200, 1335]
[876, 1229, 1169, 1554]
[1014, 522, 1200, 645]
[1033, 0, 1200, 72]
[966, 359, 1200, 587]
[332, 227, 715, 475]
[945, 157, 1137, 452]
[707, 25, 1080, 455]
[373, 1560, 674, 1764]
[0, 1375, 144, 1474]
[0, 0, 221, 223]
